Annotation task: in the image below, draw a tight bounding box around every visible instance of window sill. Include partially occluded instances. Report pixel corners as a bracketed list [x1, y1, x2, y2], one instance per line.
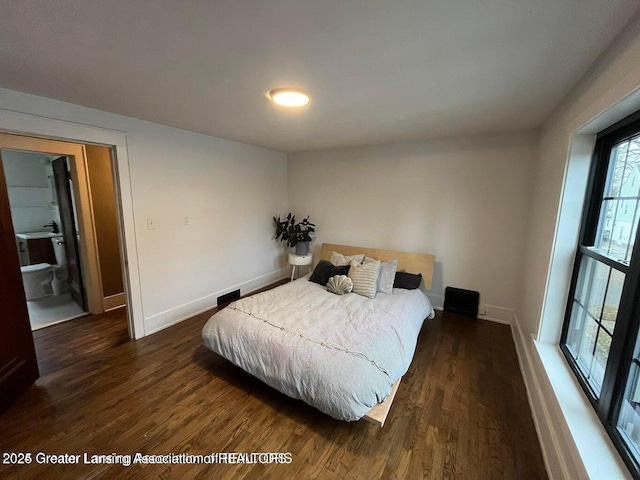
[534, 339, 632, 479]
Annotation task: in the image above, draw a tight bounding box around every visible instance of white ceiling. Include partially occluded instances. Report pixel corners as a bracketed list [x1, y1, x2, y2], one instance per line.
[0, 1, 638, 153]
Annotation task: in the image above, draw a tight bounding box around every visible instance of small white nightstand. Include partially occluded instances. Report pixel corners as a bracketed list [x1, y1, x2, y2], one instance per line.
[288, 253, 313, 281]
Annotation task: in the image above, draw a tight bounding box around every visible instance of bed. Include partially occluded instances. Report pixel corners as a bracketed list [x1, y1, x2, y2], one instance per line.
[202, 243, 435, 426]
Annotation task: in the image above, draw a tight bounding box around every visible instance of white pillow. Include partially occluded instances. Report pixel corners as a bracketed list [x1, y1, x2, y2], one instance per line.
[330, 251, 364, 267]
[348, 259, 380, 298]
[364, 257, 398, 295]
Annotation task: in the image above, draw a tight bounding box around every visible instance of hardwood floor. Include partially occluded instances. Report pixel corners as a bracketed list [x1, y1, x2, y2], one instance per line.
[0, 302, 548, 479]
[31, 308, 130, 377]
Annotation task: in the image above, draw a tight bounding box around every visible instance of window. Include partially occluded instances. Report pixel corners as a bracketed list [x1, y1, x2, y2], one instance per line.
[561, 111, 640, 478]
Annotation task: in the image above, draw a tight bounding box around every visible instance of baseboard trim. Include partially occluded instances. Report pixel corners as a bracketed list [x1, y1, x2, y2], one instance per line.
[144, 268, 288, 336]
[477, 303, 514, 324]
[432, 301, 515, 325]
[103, 293, 125, 312]
[510, 315, 578, 480]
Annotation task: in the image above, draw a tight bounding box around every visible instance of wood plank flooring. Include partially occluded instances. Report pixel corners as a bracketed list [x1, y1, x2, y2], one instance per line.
[0, 302, 548, 479]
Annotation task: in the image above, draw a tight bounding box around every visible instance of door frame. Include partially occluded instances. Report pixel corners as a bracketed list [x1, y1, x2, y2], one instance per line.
[0, 110, 144, 339]
[1, 135, 101, 313]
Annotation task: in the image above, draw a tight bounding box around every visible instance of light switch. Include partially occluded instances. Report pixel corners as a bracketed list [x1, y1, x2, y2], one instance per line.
[183, 216, 190, 225]
[146, 218, 156, 230]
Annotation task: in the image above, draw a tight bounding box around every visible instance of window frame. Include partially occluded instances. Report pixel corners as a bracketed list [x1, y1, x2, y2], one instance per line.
[560, 110, 640, 478]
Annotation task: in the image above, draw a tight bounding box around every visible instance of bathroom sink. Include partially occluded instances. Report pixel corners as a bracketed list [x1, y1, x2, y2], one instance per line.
[16, 232, 62, 240]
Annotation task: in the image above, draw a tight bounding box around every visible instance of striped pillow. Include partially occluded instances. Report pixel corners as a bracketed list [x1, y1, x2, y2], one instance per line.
[348, 259, 380, 298]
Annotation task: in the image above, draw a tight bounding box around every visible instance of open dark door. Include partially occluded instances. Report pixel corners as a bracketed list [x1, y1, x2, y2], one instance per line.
[52, 157, 86, 310]
[0, 153, 39, 411]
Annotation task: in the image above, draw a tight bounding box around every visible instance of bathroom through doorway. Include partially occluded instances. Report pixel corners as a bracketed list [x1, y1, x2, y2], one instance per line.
[0, 134, 127, 331]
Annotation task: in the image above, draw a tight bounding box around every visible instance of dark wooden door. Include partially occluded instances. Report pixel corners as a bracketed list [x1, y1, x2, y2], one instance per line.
[0, 153, 39, 411]
[52, 157, 86, 310]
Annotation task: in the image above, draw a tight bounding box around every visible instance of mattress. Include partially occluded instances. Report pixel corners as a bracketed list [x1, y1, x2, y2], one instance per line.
[202, 276, 434, 421]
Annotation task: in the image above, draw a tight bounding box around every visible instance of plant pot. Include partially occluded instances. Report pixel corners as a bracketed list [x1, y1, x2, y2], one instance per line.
[295, 241, 310, 256]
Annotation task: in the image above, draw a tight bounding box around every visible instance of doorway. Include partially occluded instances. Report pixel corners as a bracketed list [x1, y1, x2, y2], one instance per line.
[2, 150, 87, 329]
[0, 134, 126, 331]
[0, 111, 142, 407]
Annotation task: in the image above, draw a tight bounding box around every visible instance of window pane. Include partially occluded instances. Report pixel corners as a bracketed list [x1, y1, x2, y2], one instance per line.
[595, 136, 640, 262]
[602, 268, 625, 335]
[566, 253, 623, 397]
[609, 142, 627, 196]
[566, 303, 585, 356]
[575, 256, 595, 307]
[617, 331, 640, 463]
[617, 366, 640, 461]
[630, 203, 640, 262]
[590, 329, 612, 393]
[595, 199, 616, 255]
[586, 262, 610, 320]
[611, 199, 638, 263]
[576, 316, 598, 381]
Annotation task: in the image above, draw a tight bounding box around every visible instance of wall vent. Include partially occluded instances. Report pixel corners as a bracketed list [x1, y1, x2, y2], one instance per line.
[217, 289, 240, 307]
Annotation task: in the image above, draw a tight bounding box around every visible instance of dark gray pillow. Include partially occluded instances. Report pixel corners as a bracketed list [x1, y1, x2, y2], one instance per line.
[393, 272, 422, 290]
[309, 260, 350, 286]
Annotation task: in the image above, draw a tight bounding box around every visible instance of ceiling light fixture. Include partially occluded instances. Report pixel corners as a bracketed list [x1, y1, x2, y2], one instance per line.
[269, 88, 310, 107]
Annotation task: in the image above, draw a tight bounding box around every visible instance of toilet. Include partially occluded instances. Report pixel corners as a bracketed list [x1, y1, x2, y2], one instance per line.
[21, 263, 54, 300]
[20, 236, 68, 300]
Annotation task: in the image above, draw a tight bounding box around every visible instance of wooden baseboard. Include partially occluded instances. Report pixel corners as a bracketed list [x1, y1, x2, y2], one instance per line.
[362, 378, 401, 427]
[103, 293, 125, 312]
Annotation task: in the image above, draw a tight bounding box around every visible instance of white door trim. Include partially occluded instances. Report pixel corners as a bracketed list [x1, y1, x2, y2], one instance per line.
[0, 109, 144, 339]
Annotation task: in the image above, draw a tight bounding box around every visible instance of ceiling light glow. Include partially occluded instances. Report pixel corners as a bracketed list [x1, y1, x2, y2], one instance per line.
[269, 89, 310, 107]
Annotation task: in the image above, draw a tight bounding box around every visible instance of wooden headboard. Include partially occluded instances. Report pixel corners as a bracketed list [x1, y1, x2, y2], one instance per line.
[319, 243, 435, 290]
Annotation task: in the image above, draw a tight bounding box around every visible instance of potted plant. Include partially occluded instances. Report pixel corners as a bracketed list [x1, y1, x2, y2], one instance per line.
[274, 213, 316, 256]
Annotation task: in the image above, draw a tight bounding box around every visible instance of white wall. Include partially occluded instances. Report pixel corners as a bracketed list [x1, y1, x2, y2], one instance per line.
[513, 15, 640, 479]
[288, 132, 538, 318]
[521, 14, 640, 340]
[2, 150, 60, 234]
[0, 87, 288, 335]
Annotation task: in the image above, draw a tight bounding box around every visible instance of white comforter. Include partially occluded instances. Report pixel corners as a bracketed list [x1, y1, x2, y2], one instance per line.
[202, 276, 434, 421]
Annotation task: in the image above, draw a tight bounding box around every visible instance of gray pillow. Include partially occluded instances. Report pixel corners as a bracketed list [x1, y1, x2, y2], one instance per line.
[364, 257, 398, 295]
[330, 251, 364, 266]
[379, 260, 398, 294]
